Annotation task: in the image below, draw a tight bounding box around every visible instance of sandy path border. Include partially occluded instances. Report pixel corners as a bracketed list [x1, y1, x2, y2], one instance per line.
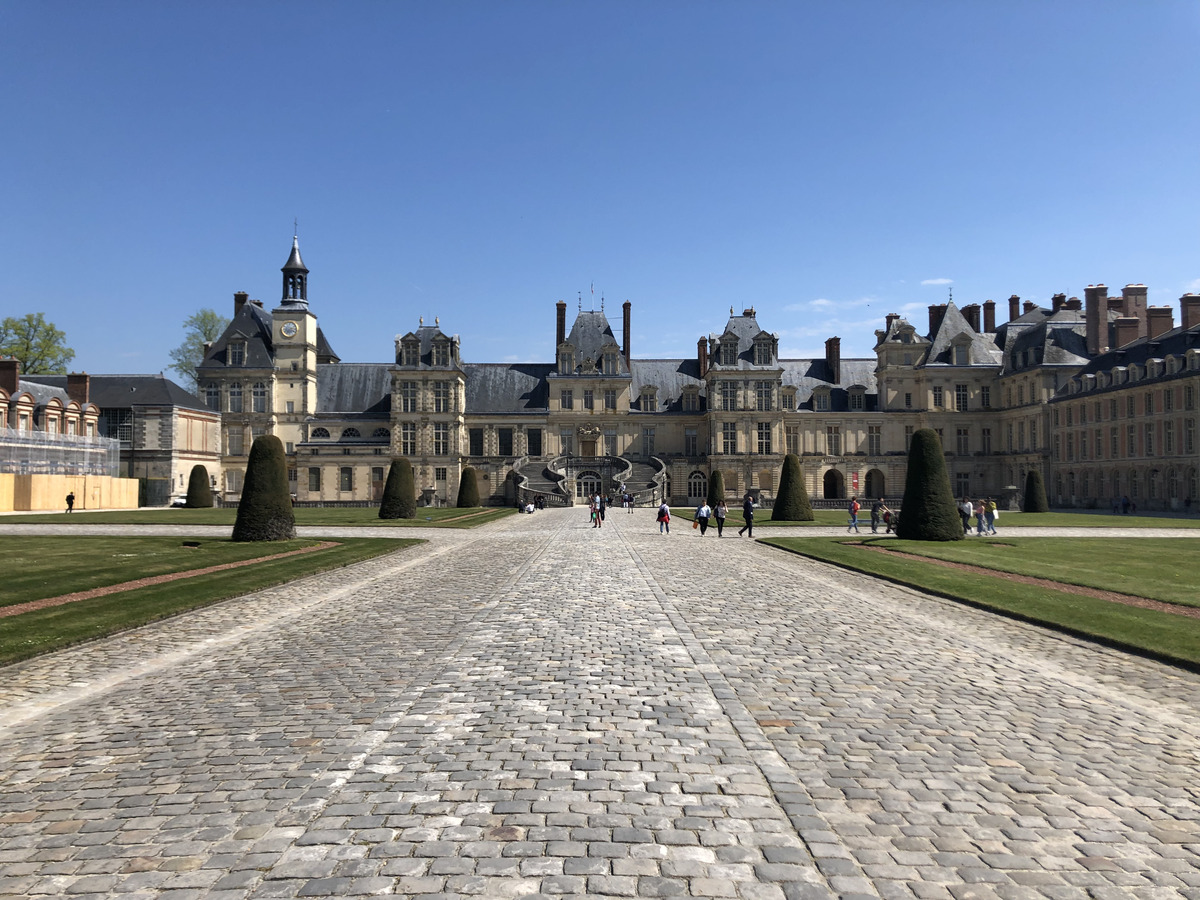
[1, 541, 341, 619]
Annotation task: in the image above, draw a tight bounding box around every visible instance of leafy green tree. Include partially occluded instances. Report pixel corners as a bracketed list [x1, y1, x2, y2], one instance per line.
[1024, 468, 1049, 513]
[772, 454, 814, 521]
[185, 464, 213, 508]
[169, 309, 230, 391]
[379, 458, 416, 519]
[895, 428, 964, 541]
[232, 436, 295, 541]
[706, 469, 725, 506]
[456, 466, 480, 508]
[0, 313, 75, 373]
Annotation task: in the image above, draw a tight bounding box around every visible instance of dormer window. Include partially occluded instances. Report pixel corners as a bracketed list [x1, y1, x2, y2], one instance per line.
[603, 350, 618, 374]
[558, 349, 575, 375]
[432, 341, 450, 367]
[849, 389, 865, 411]
[754, 339, 773, 366]
[311, 427, 330, 439]
[682, 389, 699, 412]
[953, 343, 969, 366]
[814, 388, 830, 412]
[720, 342, 738, 366]
[640, 387, 657, 410]
[782, 389, 796, 410]
[228, 343, 245, 367]
[402, 341, 420, 367]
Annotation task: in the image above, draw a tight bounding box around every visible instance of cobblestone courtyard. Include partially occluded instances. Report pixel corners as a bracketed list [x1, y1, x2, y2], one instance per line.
[1, 510, 1198, 899]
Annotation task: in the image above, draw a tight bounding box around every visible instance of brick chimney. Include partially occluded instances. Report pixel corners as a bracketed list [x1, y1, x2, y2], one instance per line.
[622, 300, 631, 367]
[1064, 296, 1081, 310]
[697, 337, 708, 378]
[1113, 316, 1140, 349]
[1023, 300, 1037, 315]
[1147, 306, 1174, 340]
[0, 358, 18, 395]
[885, 312, 900, 332]
[1121, 284, 1149, 339]
[556, 301, 567, 347]
[234, 291, 249, 315]
[1008, 295, 1020, 321]
[982, 300, 996, 333]
[1181, 294, 1200, 330]
[928, 304, 947, 337]
[962, 304, 981, 332]
[825, 336, 841, 384]
[1051, 293, 1066, 312]
[66, 373, 90, 405]
[1085, 284, 1107, 356]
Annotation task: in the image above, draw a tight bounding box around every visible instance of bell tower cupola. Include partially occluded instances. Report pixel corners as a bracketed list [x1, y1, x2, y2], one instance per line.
[281, 236, 309, 305]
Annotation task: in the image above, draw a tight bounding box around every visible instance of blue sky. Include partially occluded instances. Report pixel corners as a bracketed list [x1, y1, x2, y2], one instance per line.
[3, 1, 1198, 378]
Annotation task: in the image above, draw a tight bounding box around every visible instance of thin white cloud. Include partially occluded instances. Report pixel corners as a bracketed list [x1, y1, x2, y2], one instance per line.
[921, 278, 953, 286]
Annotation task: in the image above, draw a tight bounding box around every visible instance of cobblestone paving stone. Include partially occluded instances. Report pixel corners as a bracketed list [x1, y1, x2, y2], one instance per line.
[0, 511, 1198, 899]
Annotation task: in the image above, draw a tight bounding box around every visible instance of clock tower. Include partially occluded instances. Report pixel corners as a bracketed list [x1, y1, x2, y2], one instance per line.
[272, 236, 320, 444]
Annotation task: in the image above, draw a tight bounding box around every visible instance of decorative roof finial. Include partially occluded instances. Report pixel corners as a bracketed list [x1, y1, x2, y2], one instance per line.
[419, 316, 423, 326]
[730, 305, 734, 316]
[435, 316, 439, 326]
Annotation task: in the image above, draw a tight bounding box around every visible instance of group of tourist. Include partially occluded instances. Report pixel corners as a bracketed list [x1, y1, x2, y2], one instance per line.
[849, 497, 896, 534]
[959, 496, 999, 535]
[654, 495, 757, 536]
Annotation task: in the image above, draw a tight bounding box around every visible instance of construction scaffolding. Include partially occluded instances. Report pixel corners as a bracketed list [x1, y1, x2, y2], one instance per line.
[0, 428, 121, 477]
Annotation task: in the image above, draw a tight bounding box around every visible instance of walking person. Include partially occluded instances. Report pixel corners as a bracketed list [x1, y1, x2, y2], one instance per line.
[959, 497, 972, 534]
[714, 500, 728, 537]
[870, 499, 882, 533]
[975, 499, 986, 536]
[847, 496, 861, 533]
[597, 493, 606, 528]
[65, 491, 75, 514]
[657, 500, 671, 534]
[695, 499, 711, 536]
[985, 497, 998, 535]
[737, 494, 756, 537]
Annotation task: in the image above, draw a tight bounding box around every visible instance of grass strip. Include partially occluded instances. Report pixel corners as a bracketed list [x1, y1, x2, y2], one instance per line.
[0, 506, 517, 528]
[0, 538, 417, 667]
[762, 536, 1200, 672]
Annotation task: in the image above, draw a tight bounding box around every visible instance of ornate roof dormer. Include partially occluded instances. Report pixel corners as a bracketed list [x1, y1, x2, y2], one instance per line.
[281, 236, 309, 305]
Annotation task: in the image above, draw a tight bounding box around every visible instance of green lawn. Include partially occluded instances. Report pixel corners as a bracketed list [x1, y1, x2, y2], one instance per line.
[763, 535, 1200, 670]
[0, 506, 516, 527]
[670, 507, 1200, 529]
[0, 536, 418, 666]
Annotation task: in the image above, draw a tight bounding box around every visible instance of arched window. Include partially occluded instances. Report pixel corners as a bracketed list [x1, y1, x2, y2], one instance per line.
[688, 471, 707, 500]
[311, 427, 330, 439]
[342, 428, 361, 439]
[252, 382, 268, 413]
[228, 382, 243, 413]
[372, 428, 390, 439]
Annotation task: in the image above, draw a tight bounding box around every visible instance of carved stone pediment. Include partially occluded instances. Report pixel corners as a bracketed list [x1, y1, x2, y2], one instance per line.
[578, 424, 601, 437]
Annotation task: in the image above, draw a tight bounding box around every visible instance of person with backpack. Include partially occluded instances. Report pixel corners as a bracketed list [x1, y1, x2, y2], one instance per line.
[657, 500, 671, 534]
[847, 496, 861, 533]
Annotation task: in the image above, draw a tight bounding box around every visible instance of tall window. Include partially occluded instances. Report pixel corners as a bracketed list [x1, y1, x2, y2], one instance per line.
[642, 427, 655, 457]
[605, 389, 617, 410]
[308, 467, 321, 492]
[757, 422, 772, 455]
[956, 428, 969, 455]
[561, 390, 573, 410]
[787, 426, 800, 456]
[228, 382, 243, 413]
[1186, 419, 1195, 453]
[720, 381, 737, 411]
[868, 425, 881, 455]
[252, 382, 268, 413]
[498, 428, 513, 456]
[560, 429, 574, 455]
[956, 472, 971, 496]
[814, 391, 830, 412]
[400, 381, 418, 412]
[402, 342, 420, 366]
[782, 391, 795, 411]
[432, 342, 449, 366]
[1030, 421, 1037, 449]
[604, 430, 617, 456]
[933, 386, 944, 408]
[339, 467, 353, 492]
[433, 423, 449, 455]
[603, 351, 618, 374]
[1164, 388, 1174, 412]
[981, 427, 992, 455]
[826, 426, 841, 456]
[1127, 425, 1136, 457]
[722, 422, 737, 454]
[955, 384, 968, 411]
[583, 389, 594, 411]
[1110, 427, 1119, 458]
[980, 386, 991, 408]
[205, 383, 220, 411]
[228, 343, 245, 366]
[558, 350, 574, 374]
[905, 425, 913, 450]
[469, 428, 484, 456]
[756, 381, 772, 411]
[400, 423, 416, 456]
[227, 428, 244, 456]
[640, 388, 656, 410]
[754, 340, 772, 366]
[721, 342, 737, 366]
[433, 382, 450, 413]
[684, 427, 698, 457]
[527, 428, 542, 456]
[1145, 423, 1154, 456]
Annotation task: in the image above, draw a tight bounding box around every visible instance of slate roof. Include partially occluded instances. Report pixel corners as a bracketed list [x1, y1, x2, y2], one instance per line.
[198, 301, 275, 370]
[463, 364, 553, 414]
[561, 310, 623, 369]
[709, 310, 776, 368]
[316, 326, 340, 364]
[629, 360, 704, 411]
[924, 303, 1004, 368]
[994, 307, 1092, 374]
[315, 364, 391, 416]
[22, 375, 207, 412]
[1068, 322, 1200, 386]
[11, 380, 70, 411]
[395, 325, 460, 369]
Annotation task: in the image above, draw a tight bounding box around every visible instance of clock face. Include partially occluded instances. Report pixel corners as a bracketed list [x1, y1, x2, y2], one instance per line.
[281, 321, 298, 338]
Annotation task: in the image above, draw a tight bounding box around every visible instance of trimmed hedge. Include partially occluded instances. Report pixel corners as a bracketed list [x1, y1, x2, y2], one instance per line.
[707, 469, 726, 506]
[895, 428, 964, 541]
[772, 454, 814, 521]
[185, 464, 212, 508]
[232, 436, 296, 541]
[1024, 468, 1049, 513]
[457, 466, 480, 508]
[380, 458, 416, 519]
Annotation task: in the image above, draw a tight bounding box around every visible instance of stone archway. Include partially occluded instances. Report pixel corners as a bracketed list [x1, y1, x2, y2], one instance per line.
[864, 468, 885, 499]
[576, 471, 601, 500]
[823, 469, 845, 500]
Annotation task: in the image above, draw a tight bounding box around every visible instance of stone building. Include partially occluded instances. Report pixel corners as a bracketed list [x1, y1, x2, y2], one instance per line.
[195, 238, 1200, 511]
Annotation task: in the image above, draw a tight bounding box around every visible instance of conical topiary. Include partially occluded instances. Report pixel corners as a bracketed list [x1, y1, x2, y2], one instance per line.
[1023, 468, 1049, 513]
[707, 469, 725, 506]
[185, 464, 212, 508]
[503, 469, 522, 506]
[231, 435, 295, 541]
[772, 454, 814, 521]
[379, 457, 416, 519]
[894, 428, 964, 541]
[456, 466, 480, 508]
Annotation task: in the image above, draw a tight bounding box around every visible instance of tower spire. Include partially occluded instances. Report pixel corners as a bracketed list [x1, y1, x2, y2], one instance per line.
[281, 235, 309, 305]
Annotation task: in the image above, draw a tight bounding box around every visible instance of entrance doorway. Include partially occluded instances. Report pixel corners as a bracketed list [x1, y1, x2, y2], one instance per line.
[576, 471, 601, 499]
[823, 469, 845, 500]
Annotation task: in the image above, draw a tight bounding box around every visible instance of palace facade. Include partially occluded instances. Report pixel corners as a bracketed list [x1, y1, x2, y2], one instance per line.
[194, 238, 1200, 510]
